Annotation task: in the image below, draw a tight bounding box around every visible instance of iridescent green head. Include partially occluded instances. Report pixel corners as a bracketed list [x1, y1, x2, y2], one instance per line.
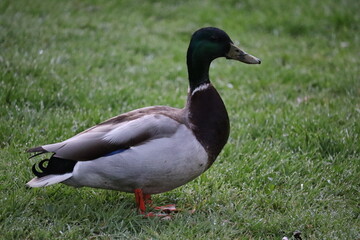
[187, 27, 261, 91]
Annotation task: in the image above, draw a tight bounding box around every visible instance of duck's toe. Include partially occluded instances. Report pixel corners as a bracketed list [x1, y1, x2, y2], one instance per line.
[153, 204, 178, 214]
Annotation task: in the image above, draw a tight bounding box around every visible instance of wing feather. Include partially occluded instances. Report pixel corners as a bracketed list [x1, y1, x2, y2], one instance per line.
[28, 106, 185, 161]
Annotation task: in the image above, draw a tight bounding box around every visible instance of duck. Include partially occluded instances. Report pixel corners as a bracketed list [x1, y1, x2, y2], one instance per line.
[27, 27, 261, 216]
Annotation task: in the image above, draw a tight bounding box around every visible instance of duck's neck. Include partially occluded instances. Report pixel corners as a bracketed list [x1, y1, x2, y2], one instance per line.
[186, 50, 230, 165]
[187, 46, 211, 93]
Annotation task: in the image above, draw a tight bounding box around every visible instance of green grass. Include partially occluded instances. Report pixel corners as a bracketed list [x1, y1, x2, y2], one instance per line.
[1, 0, 359, 239]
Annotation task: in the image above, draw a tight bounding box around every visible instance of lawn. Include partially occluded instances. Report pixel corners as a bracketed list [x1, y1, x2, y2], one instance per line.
[0, 0, 359, 239]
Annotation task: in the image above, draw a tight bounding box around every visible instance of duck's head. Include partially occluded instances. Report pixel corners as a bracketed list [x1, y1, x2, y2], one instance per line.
[188, 27, 261, 65]
[187, 27, 261, 91]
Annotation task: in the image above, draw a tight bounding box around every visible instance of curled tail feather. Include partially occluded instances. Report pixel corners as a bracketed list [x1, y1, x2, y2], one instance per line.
[31, 155, 77, 178]
[28, 153, 77, 187]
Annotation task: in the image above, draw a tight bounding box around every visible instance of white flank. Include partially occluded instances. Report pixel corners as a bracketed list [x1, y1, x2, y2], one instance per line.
[191, 83, 210, 95]
[67, 124, 209, 194]
[26, 173, 72, 188]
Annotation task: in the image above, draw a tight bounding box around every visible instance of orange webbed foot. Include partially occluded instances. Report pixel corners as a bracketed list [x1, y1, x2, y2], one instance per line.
[134, 189, 179, 219]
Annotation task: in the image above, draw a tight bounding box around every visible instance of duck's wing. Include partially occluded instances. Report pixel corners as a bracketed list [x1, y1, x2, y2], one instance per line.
[27, 106, 186, 161]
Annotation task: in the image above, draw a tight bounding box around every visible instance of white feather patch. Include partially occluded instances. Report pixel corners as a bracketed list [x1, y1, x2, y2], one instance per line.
[192, 83, 210, 95]
[26, 173, 72, 188]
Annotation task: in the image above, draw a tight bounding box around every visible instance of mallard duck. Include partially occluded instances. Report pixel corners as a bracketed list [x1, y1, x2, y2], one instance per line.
[27, 27, 260, 216]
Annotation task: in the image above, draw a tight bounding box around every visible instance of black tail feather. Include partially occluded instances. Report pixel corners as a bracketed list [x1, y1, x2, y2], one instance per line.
[29, 151, 47, 159]
[32, 155, 77, 178]
[38, 159, 49, 172]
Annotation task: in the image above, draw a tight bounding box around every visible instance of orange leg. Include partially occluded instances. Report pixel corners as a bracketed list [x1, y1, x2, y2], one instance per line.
[134, 189, 147, 214]
[134, 188, 179, 218]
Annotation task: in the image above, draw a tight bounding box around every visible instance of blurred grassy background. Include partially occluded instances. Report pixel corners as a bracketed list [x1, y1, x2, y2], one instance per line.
[0, 0, 359, 239]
